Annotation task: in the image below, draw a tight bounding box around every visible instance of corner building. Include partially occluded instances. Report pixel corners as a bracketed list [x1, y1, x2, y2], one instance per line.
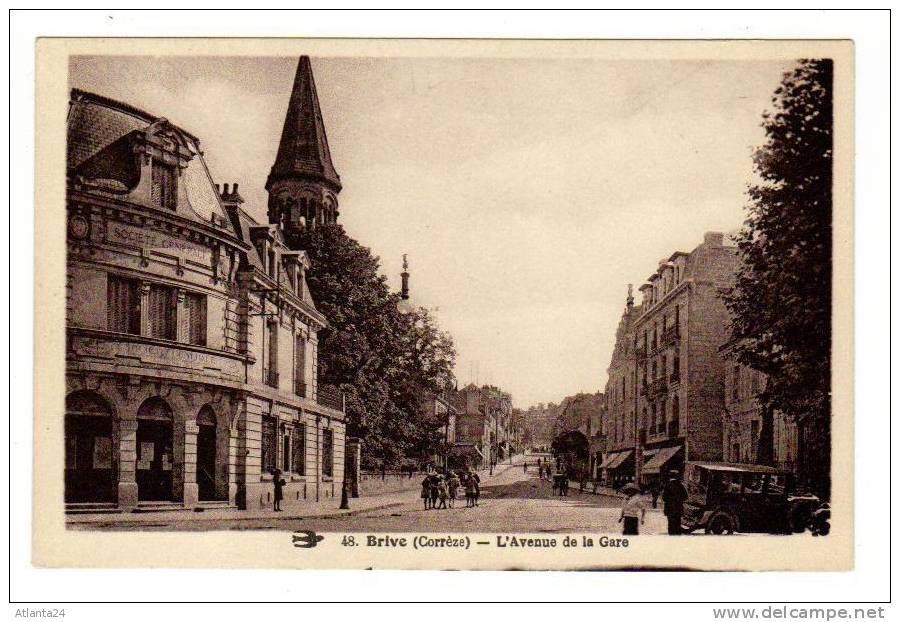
[65, 57, 347, 513]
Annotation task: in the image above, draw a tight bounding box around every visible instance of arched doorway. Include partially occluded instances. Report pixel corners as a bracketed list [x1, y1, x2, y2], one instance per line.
[136, 397, 174, 501]
[65, 391, 114, 503]
[196, 406, 217, 501]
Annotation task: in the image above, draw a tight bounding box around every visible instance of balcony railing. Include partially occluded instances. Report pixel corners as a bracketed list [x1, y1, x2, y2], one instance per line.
[662, 325, 680, 347]
[670, 371, 681, 384]
[634, 345, 648, 361]
[316, 383, 344, 412]
[294, 379, 307, 398]
[647, 377, 669, 397]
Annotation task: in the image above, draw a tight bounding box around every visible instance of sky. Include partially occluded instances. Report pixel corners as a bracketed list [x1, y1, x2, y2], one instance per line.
[70, 55, 794, 408]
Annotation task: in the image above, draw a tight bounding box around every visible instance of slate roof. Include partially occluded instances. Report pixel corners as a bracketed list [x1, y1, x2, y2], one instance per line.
[267, 56, 341, 191]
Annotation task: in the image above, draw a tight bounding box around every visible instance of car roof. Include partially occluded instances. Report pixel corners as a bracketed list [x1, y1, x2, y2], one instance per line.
[688, 461, 783, 474]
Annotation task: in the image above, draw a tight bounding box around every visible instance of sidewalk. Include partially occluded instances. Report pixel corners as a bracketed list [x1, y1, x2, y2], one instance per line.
[67, 457, 527, 527]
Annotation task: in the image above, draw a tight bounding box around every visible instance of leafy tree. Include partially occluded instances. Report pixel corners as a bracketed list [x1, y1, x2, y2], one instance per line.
[296, 224, 456, 469]
[723, 59, 832, 497]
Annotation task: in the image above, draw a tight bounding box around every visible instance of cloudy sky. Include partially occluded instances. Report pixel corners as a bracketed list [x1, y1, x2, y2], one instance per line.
[70, 54, 793, 408]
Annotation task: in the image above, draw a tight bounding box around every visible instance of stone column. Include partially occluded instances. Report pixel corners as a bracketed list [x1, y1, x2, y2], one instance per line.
[182, 420, 199, 507]
[117, 419, 139, 510]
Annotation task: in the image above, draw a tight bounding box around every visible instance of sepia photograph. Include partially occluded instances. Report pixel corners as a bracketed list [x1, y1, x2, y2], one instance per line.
[31, 36, 854, 572]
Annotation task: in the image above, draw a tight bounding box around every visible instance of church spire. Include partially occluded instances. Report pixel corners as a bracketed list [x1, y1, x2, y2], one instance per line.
[267, 56, 341, 192]
[267, 56, 342, 247]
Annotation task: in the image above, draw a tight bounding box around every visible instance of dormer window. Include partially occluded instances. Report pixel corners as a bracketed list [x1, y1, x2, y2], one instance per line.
[151, 160, 177, 210]
[267, 247, 277, 280]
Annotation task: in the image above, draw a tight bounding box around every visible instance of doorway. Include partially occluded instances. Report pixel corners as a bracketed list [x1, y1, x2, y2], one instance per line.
[136, 398, 174, 502]
[64, 392, 114, 503]
[197, 406, 217, 501]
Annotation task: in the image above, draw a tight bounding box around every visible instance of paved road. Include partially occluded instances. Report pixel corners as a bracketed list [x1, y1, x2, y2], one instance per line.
[92, 462, 668, 534]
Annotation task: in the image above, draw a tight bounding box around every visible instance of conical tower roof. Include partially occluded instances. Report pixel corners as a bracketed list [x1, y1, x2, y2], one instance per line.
[267, 56, 341, 191]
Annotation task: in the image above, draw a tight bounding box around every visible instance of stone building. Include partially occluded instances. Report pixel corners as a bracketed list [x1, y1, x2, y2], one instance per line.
[599, 286, 641, 486]
[422, 391, 458, 469]
[720, 340, 799, 473]
[449, 384, 514, 468]
[632, 231, 739, 484]
[64, 56, 348, 513]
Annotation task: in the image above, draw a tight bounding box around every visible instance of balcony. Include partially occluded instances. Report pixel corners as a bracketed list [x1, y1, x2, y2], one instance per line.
[294, 379, 307, 398]
[634, 345, 648, 361]
[316, 383, 344, 412]
[647, 377, 669, 398]
[670, 371, 681, 384]
[661, 325, 680, 347]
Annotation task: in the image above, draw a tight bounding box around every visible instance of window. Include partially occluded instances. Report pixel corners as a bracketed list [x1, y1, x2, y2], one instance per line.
[750, 419, 760, 460]
[261, 416, 277, 474]
[672, 350, 680, 379]
[151, 161, 177, 210]
[267, 248, 277, 279]
[292, 425, 306, 475]
[322, 428, 334, 477]
[147, 284, 177, 340]
[183, 292, 207, 345]
[732, 365, 741, 401]
[266, 320, 278, 387]
[107, 275, 141, 334]
[294, 334, 306, 396]
[282, 432, 290, 472]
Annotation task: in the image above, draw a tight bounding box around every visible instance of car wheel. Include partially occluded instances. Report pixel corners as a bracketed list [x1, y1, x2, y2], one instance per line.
[705, 512, 736, 535]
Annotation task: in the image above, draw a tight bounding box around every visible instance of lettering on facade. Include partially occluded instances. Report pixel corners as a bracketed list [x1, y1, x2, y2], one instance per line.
[73, 335, 242, 377]
[108, 222, 212, 264]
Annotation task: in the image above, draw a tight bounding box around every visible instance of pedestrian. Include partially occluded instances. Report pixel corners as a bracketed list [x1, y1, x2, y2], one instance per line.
[618, 483, 645, 535]
[650, 480, 660, 509]
[430, 474, 440, 509]
[437, 476, 449, 509]
[272, 468, 285, 512]
[421, 474, 433, 510]
[523, 461, 528, 474]
[448, 472, 460, 508]
[464, 474, 477, 507]
[662, 469, 687, 535]
[470, 470, 481, 506]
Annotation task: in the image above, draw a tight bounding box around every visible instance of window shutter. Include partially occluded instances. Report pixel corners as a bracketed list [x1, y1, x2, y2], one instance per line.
[148, 285, 176, 340]
[107, 275, 140, 334]
[261, 417, 277, 473]
[184, 292, 207, 345]
[292, 425, 305, 475]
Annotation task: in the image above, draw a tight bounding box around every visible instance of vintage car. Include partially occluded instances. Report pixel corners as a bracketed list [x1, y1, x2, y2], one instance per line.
[681, 462, 823, 535]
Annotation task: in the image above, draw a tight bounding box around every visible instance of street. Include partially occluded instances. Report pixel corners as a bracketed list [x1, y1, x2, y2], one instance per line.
[71, 458, 668, 534]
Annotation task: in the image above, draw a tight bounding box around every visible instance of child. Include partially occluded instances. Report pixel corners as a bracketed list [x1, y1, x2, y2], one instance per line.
[448, 472, 460, 508]
[618, 483, 646, 535]
[437, 476, 449, 509]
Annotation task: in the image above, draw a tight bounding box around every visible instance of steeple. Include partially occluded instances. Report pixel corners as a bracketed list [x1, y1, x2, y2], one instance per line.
[267, 56, 341, 248]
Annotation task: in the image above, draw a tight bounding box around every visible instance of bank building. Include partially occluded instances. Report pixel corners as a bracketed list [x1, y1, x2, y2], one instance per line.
[64, 57, 355, 513]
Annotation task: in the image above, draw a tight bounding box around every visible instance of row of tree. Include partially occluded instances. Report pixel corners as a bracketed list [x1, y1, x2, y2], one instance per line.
[295, 225, 456, 470]
[723, 59, 833, 498]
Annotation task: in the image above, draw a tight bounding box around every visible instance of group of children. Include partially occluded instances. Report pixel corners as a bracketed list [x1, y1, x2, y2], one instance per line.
[421, 470, 481, 510]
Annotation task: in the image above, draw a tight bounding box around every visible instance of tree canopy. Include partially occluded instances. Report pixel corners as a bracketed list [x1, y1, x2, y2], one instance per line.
[723, 59, 832, 494]
[296, 224, 456, 469]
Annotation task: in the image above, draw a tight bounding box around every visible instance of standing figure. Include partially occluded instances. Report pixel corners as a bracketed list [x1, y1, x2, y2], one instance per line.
[618, 483, 645, 535]
[662, 469, 688, 535]
[464, 474, 477, 507]
[650, 480, 661, 509]
[271, 468, 286, 512]
[437, 476, 449, 509]
[421, 474, 433, 510]
[471, 470, 481, 506]
[448, 472, 460, 508]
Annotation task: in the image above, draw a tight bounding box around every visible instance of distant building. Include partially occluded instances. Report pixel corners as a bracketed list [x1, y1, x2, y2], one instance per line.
[422, 391, 458, 469]
[449, 384, 514, 468]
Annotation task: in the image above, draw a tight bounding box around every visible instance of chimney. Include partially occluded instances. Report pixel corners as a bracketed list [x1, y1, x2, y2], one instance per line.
[232, 183, 239, 195]
[626, 284, 634, 310]
[704, 231, 724, 247]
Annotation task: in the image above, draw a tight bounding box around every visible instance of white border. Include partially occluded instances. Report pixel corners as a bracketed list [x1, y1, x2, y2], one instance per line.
[8, 7, 892, 610]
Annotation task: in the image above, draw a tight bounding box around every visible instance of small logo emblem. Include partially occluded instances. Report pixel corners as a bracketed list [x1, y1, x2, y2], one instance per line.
[292, 530, 324, 548]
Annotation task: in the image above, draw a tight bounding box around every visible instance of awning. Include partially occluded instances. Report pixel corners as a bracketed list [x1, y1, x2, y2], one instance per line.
[598, 452, 618, 469]
[642, 445, 683, 474]
[607, 449, 634, 470]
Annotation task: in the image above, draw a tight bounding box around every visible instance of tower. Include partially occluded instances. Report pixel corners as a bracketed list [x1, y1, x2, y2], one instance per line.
[266, 56, 342, 249]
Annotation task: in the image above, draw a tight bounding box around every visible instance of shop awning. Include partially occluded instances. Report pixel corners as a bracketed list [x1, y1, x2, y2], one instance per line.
[642, 445, 682, 474]
[598, 452, 618, 469]
[607, 449, 634, 470]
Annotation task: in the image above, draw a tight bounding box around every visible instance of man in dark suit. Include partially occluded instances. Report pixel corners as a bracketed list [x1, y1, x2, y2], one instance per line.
[662, 469, 687, 535]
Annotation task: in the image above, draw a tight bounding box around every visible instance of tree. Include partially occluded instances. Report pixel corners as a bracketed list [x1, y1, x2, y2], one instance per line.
[723, 59, 832, 497]
[296, 224, 456, 469]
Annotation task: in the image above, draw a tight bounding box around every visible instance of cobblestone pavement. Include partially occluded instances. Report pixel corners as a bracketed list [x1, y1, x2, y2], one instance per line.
[72, 459, 669, 534]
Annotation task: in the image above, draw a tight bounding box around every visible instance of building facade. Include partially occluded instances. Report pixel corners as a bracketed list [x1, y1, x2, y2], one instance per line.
[65, 57, 348, 513]
[720, 341, 799, 473]
[449, 384, 514, 468]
